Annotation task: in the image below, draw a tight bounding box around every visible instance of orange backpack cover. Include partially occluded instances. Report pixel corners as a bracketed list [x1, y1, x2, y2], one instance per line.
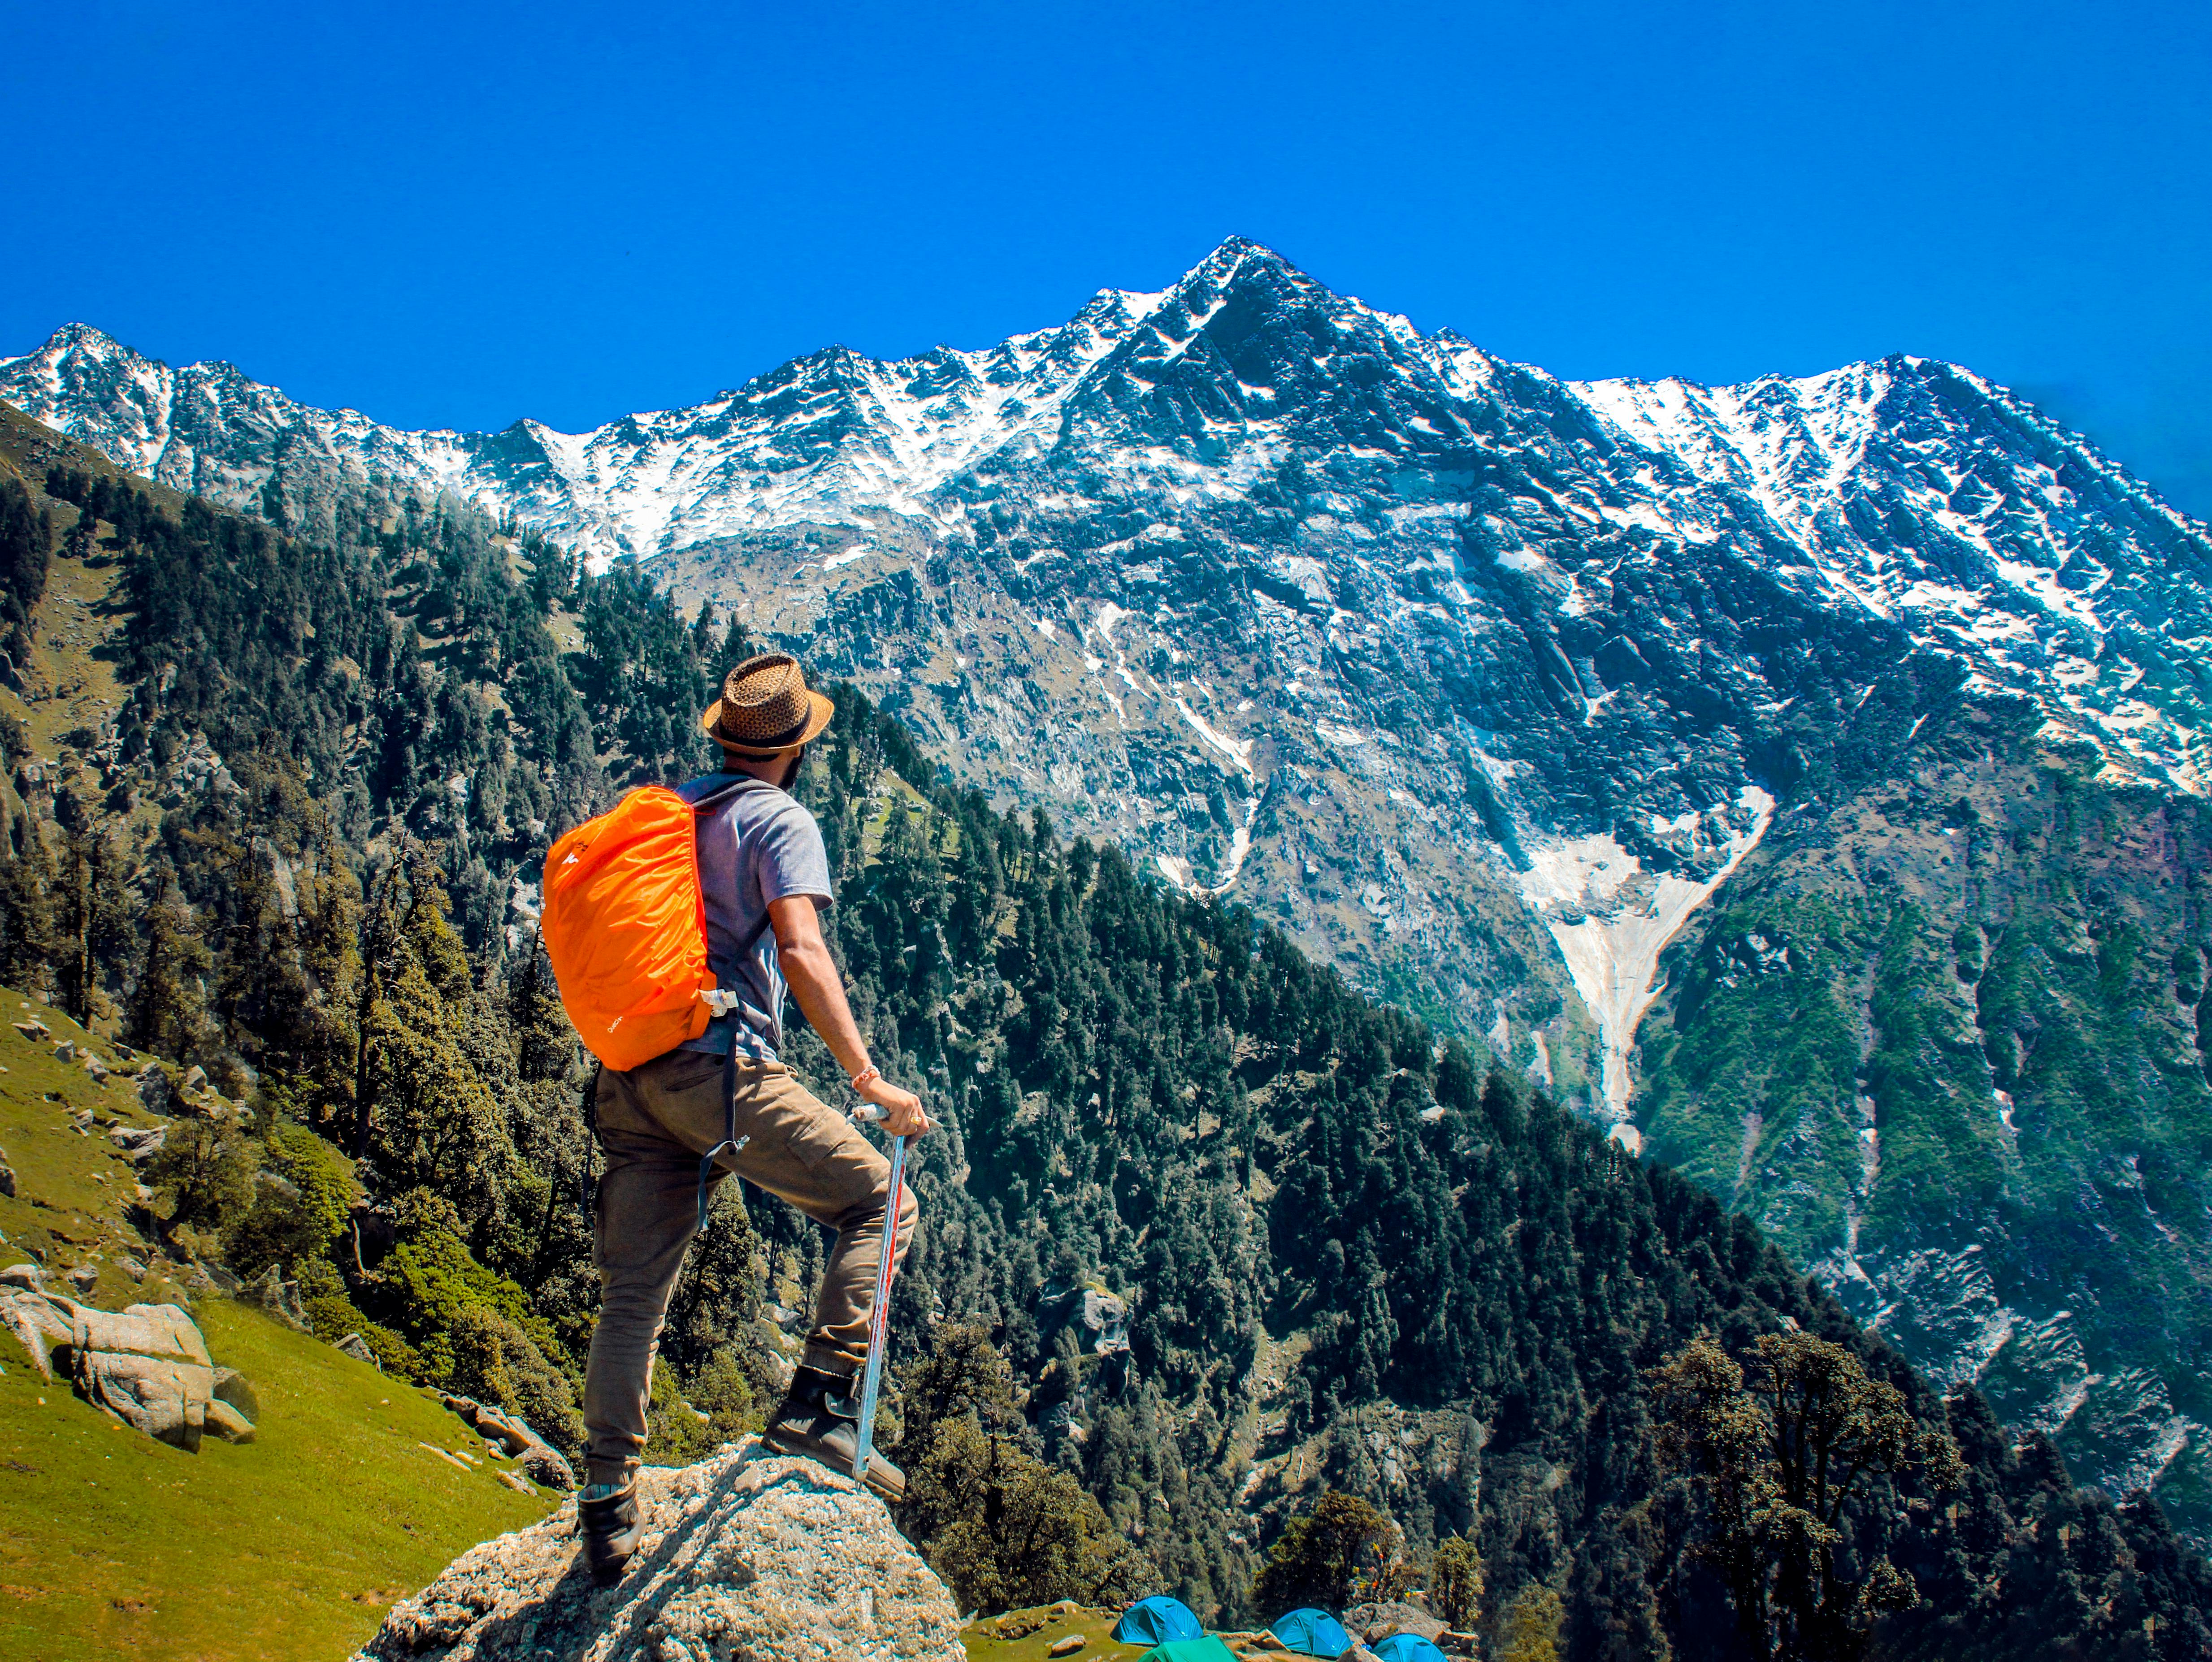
[542, 786, 717, 1071]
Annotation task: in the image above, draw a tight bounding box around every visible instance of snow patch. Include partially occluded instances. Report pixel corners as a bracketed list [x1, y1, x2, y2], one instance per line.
[1534, 786, 1776, 1122]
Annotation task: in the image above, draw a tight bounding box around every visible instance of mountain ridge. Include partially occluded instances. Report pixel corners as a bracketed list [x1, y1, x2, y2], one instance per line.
[13, 239, 2212, 1541]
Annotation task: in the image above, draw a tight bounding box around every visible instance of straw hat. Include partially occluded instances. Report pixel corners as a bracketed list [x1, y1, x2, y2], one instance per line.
[699, 653, 835, 757]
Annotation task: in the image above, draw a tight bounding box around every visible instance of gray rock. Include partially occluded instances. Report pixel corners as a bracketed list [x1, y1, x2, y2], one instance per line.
[65, 1263, 98, 1295]
[254, 1168, 300, 1203]
[204, 1398, 254, 1444]
[441, 1392, 576, 1492]
[74, 1302, 213, 1368]
[519, 1445, 576, 1493]
[12, 1019, 49, 1043]
[213, 1366, 258, 1420]
[1347, 1601, 1448, 1644]
[246, 1266, 308, 1329]
[179, 1065, 207, 1094]
[335, 1333, 381, 1369]
[65, 1302, 217, 1451]
[353, 1440, 965, 1662]
[0, 1263, 46, 1290]
[110, 1125, 165, 1160]
[184, 1260, 241, 1298]
[136, 1066, 173, 1117]
[79, 1350, 214, 1450]
[0, 1289, 74, 1377]
[52, 1040, 74, 1064]
[0, 1158, 13, 1200]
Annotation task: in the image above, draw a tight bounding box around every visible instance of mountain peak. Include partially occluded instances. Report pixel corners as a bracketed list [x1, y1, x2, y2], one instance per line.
[38, 322, 133, 361]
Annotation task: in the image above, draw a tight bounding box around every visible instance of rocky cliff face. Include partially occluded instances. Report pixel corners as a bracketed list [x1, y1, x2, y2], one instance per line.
[13, 238, 2212, 1530]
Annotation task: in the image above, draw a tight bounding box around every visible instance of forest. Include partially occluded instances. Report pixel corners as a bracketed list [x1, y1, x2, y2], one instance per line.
[0, 445, 2207, 1660]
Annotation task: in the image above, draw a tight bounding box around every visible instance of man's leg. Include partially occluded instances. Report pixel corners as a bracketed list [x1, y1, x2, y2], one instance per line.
[711, 1065, 920, 1379]
[580, 1058, 718, 1492]
[599, 1053, 921, 1494]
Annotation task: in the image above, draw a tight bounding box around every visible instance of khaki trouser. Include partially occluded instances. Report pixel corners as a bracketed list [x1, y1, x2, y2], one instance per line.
[580, 1047, 919, 1488]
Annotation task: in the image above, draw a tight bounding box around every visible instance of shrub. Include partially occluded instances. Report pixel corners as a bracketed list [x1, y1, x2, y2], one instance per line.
[446, 1307, 586, 1459]
[1430, 1533, 1483, 1631]
[906, 1414, 1155, 1615]
[225, 1122, 359, 1277]
[1499, 1583, 1562, 1662]
[144, 1117, 257, 1234]
[296, 1260, 422, 1377]
[1252, 1489, 1407, 1615]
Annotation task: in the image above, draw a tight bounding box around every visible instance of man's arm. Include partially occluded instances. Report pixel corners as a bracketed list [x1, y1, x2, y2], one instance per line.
[769, 894, 931, 1137]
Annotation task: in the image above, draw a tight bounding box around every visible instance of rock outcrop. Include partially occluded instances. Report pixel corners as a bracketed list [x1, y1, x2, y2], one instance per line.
[438, 1392, 577, 1492]
[356, 1439, 964, 1662]
[0, 1282, 256, 1450]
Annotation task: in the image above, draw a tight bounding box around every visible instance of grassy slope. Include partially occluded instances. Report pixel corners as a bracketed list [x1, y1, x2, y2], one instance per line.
[0, 993, 557, 1662]
[960, 1604, 1150, 1662]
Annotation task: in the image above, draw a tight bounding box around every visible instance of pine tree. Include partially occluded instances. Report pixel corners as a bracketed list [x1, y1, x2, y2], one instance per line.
[128, 866, 212, 1059]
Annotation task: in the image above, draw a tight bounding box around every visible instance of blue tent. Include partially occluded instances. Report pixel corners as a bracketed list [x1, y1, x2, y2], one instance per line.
[1269, 1608, 1354, 1658]
[1115, 1595, 1203, 1646]
[1372, 1636, 1450, 1662]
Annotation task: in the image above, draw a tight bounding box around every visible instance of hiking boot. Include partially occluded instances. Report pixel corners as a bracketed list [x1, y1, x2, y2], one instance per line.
[578, 1480, 643, 1586]
[761, 1367, 905, 1502]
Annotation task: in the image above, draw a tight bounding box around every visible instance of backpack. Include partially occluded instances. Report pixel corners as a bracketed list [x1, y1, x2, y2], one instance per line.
[541, 778, 762, 1071]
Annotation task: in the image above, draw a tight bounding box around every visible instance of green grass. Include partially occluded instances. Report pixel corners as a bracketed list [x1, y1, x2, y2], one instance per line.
[0, 992, 559, 1662]
[961, 1603, 1152, 1662]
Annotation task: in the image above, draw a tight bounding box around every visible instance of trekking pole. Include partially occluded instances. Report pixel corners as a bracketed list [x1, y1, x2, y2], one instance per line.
[848, 1102, 909, 1491]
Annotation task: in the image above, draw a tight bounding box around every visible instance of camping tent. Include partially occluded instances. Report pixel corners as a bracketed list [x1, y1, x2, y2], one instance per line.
[1115, 1596, 1203, 1646]
[1371, 1635, 1451, 1662]
[1269, 1608, 1355, 1658]
[1140, 1640, 1239, 1662]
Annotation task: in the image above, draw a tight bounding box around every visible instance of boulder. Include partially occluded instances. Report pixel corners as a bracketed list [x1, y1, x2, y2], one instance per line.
[243, 1264, 309, 1329]
[213, 1366, 259, 1420]
[0, 1288, 74, 1376]
[355, 1441, 965, 1662]
[52, 1040, 75, 1063]
[335, 1333, 382, 1369]
[74, 1302, 213, 1367]
[520, 1446, 577, 1493]
[81, 1350, 215, 1449]
[53, 1301, 220, 1450]
[12, 1018, 50, 1043]
[204, 1398, 255, 1444]
[179, 1065, 208, 1094]
[137, 1066, 174, 1117]
[0, 1156, 13, 1199]
[0, 1263, 47, 1290]
[184, 1261, 242, 1298]
[1348, 1602, 1448, 1645]
[111, 1125, 166, 1162]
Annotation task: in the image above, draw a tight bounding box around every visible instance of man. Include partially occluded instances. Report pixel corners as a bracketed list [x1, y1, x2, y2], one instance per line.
[577, 651, 932, 1583]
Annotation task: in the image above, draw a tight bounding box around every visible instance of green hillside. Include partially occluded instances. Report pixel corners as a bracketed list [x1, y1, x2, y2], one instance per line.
[1636, 698, 2212, 1535]
[0, 994, 555, 1662]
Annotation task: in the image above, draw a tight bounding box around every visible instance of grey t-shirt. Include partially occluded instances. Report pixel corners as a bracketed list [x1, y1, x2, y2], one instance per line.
[675, 772, 834, 1063]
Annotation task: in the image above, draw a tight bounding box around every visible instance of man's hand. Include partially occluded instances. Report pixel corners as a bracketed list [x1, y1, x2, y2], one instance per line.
[858, 1074, 932, 1138]
[771, 894, 936, 1139]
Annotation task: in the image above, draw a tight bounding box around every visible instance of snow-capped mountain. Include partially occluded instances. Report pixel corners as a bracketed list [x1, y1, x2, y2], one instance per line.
[14, 238, 2212, 1527]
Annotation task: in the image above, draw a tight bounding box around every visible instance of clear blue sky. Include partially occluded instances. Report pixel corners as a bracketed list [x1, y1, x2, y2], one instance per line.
[5, 0, 2208, 512]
